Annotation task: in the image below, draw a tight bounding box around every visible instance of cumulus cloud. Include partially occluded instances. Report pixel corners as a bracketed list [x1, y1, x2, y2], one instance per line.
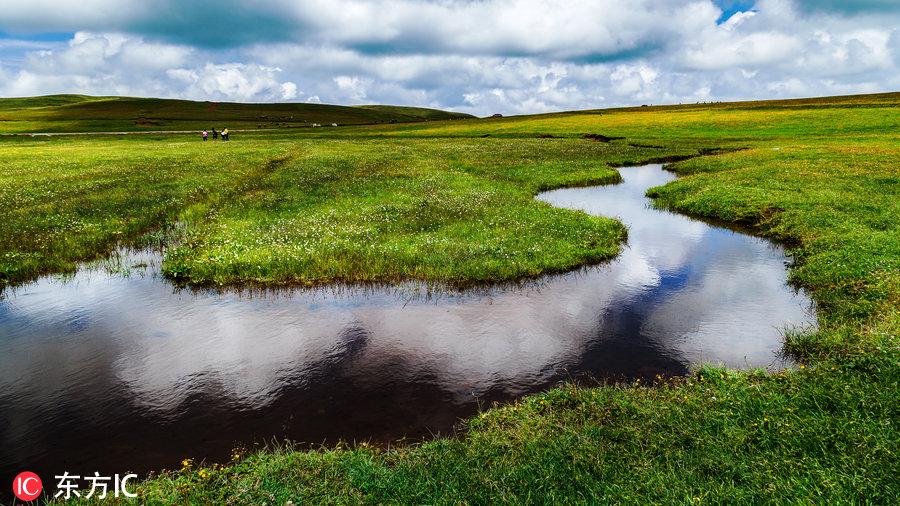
[333, 75, 371, 102]
[167, 63, 296, 102]
[0, 0, 896, 114]
[0, 0, 696, 58]
[0, 33, 300, 102]
[280, 82, 298, 100]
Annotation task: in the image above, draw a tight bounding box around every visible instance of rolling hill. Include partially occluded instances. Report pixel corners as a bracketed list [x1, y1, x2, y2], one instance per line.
[0, 95, 475, 133]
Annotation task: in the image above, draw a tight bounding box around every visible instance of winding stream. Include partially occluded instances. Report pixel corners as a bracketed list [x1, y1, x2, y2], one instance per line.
[0, 164, 816, 481]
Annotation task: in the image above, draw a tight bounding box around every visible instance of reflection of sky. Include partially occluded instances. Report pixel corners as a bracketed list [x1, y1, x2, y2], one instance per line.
[0, 164, 816, 477]
[537, 166, 815, 367]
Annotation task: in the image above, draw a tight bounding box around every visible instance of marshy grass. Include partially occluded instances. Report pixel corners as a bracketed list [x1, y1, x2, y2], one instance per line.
[161, 138, 669, 287]
[0, 135, 687, 289]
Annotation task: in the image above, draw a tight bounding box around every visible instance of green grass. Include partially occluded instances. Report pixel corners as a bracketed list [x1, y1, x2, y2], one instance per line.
[0, 94, 474, 133]
[1, 92, 896, 503]
[161, 138, 694, 287]
[0, 134, 692, 288]
[83, 364, 895, 504]
[320, 92, 899, 144]
[0, 135, 292, 285]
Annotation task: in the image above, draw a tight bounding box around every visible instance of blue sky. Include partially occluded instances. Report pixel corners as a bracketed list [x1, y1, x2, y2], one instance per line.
[0, 0, 897, 115]
[714, 1, 757, 23]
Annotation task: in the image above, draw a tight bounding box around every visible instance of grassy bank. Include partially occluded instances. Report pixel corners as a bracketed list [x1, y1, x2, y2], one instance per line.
[0, 135, 292, 286]
[2, 93, 895, 503]
[77, 364, 895, 504]
[160, 138, 693, 286]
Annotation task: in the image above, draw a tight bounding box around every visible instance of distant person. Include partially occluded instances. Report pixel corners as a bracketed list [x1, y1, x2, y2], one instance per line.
[222, 128, 229, 141]
[212, 128, 218, 140]
[201, 130, 208, 141]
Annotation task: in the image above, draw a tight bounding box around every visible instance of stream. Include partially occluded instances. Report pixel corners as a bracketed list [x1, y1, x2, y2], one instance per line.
[0, 164, 816, 482]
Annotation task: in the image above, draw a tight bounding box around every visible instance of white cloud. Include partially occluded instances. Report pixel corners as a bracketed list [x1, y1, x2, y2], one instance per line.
[280, 81, 298, 100]
[170, 63, 293, 102]
[0, 33, 297, 102]
[610, 64, 660, 98]
[683, 32, 801, 70]
[0, 1, 896, 114]
[721, 10, 757, 31]
[333, 75, 371, 102]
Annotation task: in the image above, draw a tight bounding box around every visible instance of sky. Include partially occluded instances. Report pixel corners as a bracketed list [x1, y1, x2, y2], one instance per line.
[0, 0, 897, 115]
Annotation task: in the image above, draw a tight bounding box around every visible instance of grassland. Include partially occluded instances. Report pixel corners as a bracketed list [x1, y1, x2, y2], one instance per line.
[0, 134, 693, 288]
[161, 138, 698, 287]
[0, 135, 290, 285]
[1, 92, 896, 503]
[0, 94, 473, 134]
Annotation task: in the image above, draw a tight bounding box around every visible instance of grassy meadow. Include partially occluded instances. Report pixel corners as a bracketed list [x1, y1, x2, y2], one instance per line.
[0, 134, 694, 288]
[0, 92, 896, 503]
[161, 138, 694, 287]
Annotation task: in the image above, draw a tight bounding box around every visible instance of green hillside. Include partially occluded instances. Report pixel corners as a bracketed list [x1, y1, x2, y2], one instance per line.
[0, 95, 474, 133]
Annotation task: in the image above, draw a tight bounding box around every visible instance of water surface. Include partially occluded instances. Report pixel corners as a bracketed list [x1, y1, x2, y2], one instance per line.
[0, 164, 815, 481]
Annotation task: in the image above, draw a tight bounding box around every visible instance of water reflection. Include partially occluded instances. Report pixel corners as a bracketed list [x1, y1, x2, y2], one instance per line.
[0, 164, 815, 482]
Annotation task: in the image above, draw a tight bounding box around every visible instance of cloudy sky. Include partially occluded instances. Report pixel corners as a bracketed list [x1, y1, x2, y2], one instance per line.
[0, 0, 897, 115]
